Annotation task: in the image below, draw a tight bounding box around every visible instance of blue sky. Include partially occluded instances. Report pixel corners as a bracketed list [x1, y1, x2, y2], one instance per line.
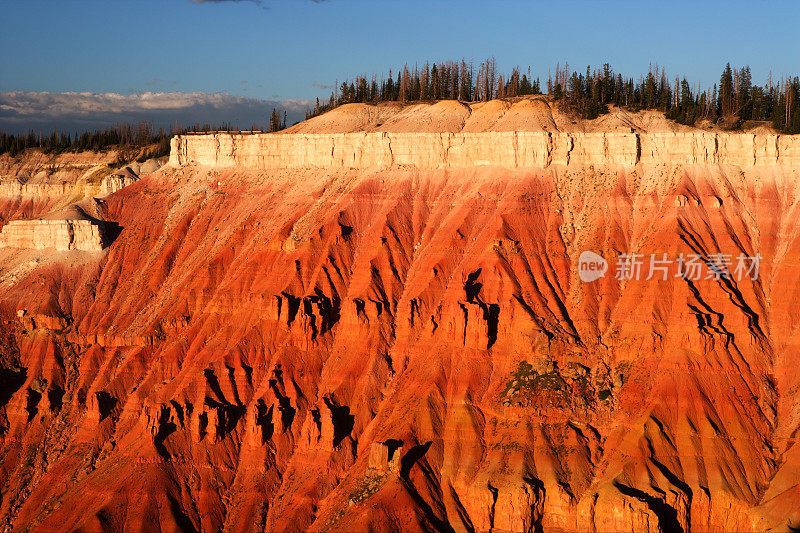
[1, 0, 798, 131]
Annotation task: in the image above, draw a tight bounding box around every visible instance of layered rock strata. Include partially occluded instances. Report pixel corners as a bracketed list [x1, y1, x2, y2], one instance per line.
[2, 129, 800, 532]
[0, 218, 104, 251]
[98, 173, 137, 196]
[170, 131, 800, 169]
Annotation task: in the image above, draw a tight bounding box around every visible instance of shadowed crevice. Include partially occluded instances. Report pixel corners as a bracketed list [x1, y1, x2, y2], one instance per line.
[614, 481, 683, 533]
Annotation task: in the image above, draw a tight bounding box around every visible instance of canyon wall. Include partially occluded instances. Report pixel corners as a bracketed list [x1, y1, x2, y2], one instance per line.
[0, 181, 79, 199]
[0, 219, 104, 251]
[0, 168, 142, 200]
[0, 154, 165, 253]
[98, 173, 138, 196]
[4, 130, 800, 532]
[0, 155, 165, 207]
[170, 131, 800, 169]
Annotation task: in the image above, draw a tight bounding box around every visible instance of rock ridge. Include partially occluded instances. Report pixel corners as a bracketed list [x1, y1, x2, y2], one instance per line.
[170, 131, 800, 169]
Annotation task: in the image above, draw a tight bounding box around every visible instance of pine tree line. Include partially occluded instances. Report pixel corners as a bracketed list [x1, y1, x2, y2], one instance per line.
[0, 122, 172, 157]
[666, 64, 799, 132]
[0, 120, 276, 157]
[307, 59, 800, 134]
[307, 58, 543, 120]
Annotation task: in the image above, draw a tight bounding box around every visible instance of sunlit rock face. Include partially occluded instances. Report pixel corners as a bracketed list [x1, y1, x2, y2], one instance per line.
[0, 203, 106, 252]
[0, 129, 799, 532]
[170, 131, 800, 169]
[0, 220, 104, 251]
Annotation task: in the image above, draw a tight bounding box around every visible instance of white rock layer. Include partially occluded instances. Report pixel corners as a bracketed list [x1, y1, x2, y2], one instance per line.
[170, 132, 800, 169]
[0, 219, 104, 251]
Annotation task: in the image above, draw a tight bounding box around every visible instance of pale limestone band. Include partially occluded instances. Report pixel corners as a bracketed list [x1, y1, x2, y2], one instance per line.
[0, 219, 104, 251]
[170, 132, 800, 169]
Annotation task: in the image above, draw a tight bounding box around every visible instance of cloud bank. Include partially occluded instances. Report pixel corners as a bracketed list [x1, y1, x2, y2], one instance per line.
[0, 91, 312, 134]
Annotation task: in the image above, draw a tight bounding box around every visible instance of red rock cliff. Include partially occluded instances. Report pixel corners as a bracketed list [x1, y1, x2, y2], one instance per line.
[1, 132, 800, 532]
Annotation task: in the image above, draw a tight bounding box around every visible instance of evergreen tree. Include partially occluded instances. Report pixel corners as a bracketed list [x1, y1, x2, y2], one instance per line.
[431, 65, 439, 100]
[519, 74, 532, 95]
[644, 72, 658, 109]
[738, 66, 752, 119]
[720, 63, 734, 116]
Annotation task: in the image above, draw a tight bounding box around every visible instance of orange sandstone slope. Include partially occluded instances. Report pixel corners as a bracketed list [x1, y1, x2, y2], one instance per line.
[1, 127, 800, 532]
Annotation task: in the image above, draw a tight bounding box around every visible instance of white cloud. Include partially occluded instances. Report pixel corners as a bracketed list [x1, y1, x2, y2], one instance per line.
[0, 91, 313, 133]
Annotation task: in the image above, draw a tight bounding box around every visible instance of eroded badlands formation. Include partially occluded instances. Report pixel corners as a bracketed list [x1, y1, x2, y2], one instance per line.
[0, 153, 163, 253]
[2, 106, 800, 532]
